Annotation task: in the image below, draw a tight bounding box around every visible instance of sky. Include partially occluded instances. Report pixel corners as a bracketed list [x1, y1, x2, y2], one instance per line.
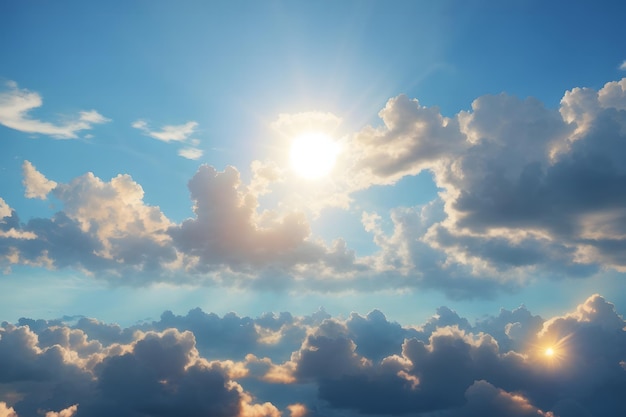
[1, 1, 626, 416]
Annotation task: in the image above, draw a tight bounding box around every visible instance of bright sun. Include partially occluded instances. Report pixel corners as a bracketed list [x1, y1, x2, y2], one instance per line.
[545, 347, 555, 357]
[289, 132, 339, 179]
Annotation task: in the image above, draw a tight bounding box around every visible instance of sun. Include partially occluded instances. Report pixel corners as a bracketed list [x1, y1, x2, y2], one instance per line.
[289, 132, 339, 179]
[545, 347, 555, 357]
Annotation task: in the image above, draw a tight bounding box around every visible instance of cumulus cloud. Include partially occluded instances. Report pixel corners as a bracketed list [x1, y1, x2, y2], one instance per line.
[44, 404, 78, 417]
[132, 119, 198, 142]
[22, 160, 57, 199]
[0, 403, 17, 417]
[0, 81, 109, 139]
[3, 163, 362, 287]
[1, 294, 625, 417]
[5, 77, 626, 297]
[338, 77, 626, 292]
[169, 164, 353, 281]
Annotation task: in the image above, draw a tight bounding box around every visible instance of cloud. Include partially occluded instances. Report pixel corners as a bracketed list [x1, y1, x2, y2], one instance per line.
[2, 163, 363, 287]
[0, 322, 279, 417]
[2, 168, 176, 279]
[177, 147, 203, 160]
[620, 60, 626, 71]
[0, 81, 109, 139]
[0, 403, 17, 417]
[168, 165, 344, 279]
[132, 119, 198, 142]
[5, 77, 626, 297]
[0, 197, 12, 219]
[341, 77, 626, 292]
[22, 160, 57, 199]
[446, 380, 555, 417]
[287, 403, 308, 417]
[1, 294, 625, 416]
[44, 404, 78, 417]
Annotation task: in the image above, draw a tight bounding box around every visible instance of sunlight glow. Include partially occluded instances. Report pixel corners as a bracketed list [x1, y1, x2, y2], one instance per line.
[532, 333, 574, 367]
[289, 132, 339, 179]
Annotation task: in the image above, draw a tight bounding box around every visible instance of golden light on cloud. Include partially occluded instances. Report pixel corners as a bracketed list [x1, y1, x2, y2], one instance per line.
[289, 132, 339, 179]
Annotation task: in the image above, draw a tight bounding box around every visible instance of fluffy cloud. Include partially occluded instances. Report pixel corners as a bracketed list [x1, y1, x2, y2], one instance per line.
[1, 168, 176, 279]
[22, 160, 57, 199]
[2, 294, 625, 417]
[0, 198, 11, 220]
[4, 77, 626, 297]
[0, 81, 109, 139]
[1, 163, 362, 286]
[0, 323, 278, 417]
[169, 164, 361, 285]
[341, 77, 626, 292]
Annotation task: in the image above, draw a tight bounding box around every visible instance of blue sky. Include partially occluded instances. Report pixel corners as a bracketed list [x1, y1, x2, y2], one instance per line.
[2, 1, 626, 416]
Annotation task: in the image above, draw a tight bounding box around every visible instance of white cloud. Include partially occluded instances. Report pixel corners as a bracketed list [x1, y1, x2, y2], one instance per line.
[44, 404, 78, 417]
[0, 197, 11, 219]
[79, 110, 109, 124]
[52, 171, 174, 260]
[0, 81, 109, 139]
[0, 402, 17, 417]
[132, 119, 198, 142]
[0, 229, 37, 240]
[619, 60, 626, 70]
[22, 160, 57, 199]
[178, 147, 203, 160]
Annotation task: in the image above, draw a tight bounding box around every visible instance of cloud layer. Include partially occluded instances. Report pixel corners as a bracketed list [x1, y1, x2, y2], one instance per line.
[2, 77, 626, 296]
[1, 294, 624, 416]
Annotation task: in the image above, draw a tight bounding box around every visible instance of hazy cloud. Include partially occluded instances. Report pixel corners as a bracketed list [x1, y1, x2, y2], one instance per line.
[0, 81, 109, 139]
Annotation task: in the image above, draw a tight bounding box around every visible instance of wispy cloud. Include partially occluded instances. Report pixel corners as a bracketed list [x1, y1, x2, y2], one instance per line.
[132, 119, 198, 142]
[178, 147, 203, 160]
[620, 60, 626, 70]
[0, 81, 110, 139]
